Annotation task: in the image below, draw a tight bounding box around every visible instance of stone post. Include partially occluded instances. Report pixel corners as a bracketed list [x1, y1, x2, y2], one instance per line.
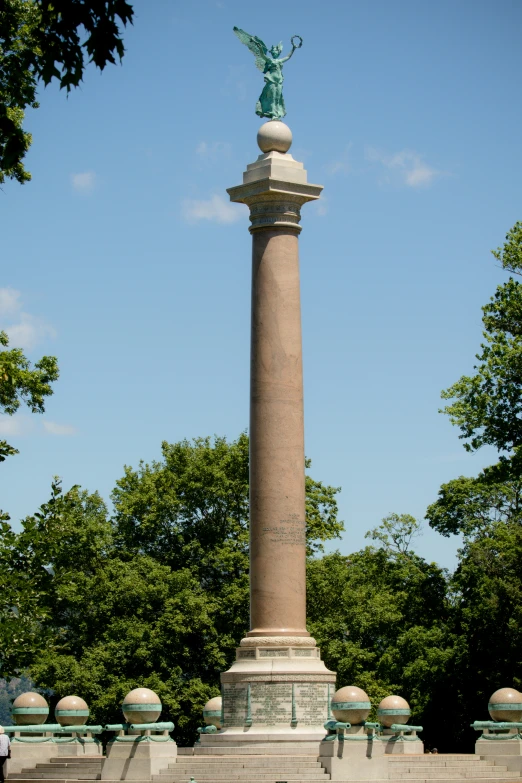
[196, 121, 336, 755]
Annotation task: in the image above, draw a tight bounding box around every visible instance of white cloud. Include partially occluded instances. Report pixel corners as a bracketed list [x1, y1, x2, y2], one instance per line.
[182, 194, 244, 225]
[196, 141, 232, 161]
[72, 171, 96, 192]
[0, 288, 22, 318]
[6, 313, 56, 351]
[0, 288, 56, 351]
[43, 421, 77, 436]
[365, 147, 445, 188]
[0, 415, 33, 436]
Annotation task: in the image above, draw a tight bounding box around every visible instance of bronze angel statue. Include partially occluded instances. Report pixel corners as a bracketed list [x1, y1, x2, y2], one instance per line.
[233, 27, 303, 120]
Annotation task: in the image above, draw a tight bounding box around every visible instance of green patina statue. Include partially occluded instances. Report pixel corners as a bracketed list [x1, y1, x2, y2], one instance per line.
[233, 27, 303, 120]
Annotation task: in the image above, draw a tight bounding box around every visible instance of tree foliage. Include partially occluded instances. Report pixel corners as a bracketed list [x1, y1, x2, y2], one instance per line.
[0, 0, 134, 183]
[441, 222, 522, 454]
[0, 330, 59, 465]
[1, 435, 343, 744]
[307, 514, 454, 750]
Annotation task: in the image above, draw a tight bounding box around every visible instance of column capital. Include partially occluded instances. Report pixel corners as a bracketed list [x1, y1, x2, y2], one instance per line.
[227, 151, 323, 233]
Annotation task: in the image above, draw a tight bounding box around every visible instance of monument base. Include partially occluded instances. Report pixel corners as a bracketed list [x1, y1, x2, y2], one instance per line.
[475, 736, 522, 775]
[380, 729, 424, 755]
[476, 737, 522, 756]
[205, 636, 335, 754]
[196, 726, 327, 755]
[7, 742, 56, 775]
[7, 736, 102, 774]
[101, 738, 177, 780]
[52, 738, 103, 756]
[319, 729, 424, 781]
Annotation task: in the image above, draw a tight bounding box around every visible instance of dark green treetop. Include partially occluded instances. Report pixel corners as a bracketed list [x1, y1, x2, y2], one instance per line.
[0, 0, 134, 183]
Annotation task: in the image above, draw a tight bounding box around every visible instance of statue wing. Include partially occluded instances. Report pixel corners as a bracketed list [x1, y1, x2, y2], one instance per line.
[233, 27, 268, 72]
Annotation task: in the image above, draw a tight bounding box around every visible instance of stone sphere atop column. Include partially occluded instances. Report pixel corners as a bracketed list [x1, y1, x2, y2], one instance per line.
[55, 695, 89, 726]
[122, 687, 162, 724]
[203, 696, 222, 729]
[377, 695, 411, 727]
[12, 692, 49, 725]
[331, 685, 371, 725]
[488, 687, 522, 722]
[257, 120, 292, 154]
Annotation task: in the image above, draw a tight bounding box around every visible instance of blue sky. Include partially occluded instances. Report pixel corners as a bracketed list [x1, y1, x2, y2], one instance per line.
[1, 0, 521, 569]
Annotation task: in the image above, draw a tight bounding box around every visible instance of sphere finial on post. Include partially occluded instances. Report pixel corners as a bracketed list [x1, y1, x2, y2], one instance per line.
[257, 120, 292, 153]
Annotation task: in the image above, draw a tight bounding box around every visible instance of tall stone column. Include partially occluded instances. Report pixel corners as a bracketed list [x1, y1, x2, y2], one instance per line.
[249, 224, 307, 639]
[197, 121, 336, 755]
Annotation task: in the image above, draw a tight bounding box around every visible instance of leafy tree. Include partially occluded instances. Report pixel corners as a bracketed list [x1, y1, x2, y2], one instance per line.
[3, 434, 343, 744]
[0, 330, 59, 465]
[492, 221, 522, 275]
[450, 517, 522, 709]
[426, 451, 522, 538]
[0, 0, 134, 184]
[365, 512, 421, 554]
[441, 222, 522, 454]
[427, 475, 522, 748]
[307, 515, 453, 750]
[423, 222, 522, 749]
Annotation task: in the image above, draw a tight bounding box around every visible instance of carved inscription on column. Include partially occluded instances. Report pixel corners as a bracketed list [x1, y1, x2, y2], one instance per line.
[261, 514, 306, 546]
[251, 683, 292, 724]
[223, 683, 247, 727]
[295, 683, 328, 725]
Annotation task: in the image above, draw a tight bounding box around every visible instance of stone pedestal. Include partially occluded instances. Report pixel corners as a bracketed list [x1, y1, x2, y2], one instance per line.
[52, 737, 102, 756]
[475, 734, 522, 775]
[199, 122, 335, 754]
[7, 742, 56, 775]
[199, 638, 335, 754]
[102, 738, 177, 780]
[319, 727, 423, 781]
[6, 732, 101, 773]
[319, 736, 390, 781]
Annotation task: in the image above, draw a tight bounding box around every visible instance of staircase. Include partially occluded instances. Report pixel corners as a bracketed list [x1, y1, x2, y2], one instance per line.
[152, 754, 330, 783]
[9, 757, 103, 782]
[7, 751, 522, 783]
[387, 754, 522, 782]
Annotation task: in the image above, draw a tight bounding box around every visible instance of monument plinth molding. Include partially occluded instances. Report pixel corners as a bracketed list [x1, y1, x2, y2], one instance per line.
[197, 122, 335, 755]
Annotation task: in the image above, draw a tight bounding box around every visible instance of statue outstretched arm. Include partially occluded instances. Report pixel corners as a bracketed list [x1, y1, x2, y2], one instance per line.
[280, 36, 302, 64]
[279, 47, 296, 64]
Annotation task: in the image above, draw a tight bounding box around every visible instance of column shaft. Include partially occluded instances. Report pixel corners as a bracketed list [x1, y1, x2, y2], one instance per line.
[248, 227, 308, 638]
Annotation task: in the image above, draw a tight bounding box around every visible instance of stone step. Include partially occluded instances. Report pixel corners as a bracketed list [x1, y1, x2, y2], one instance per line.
[154, 774, 328, 781]
[154, 775, 328, 782]
[154, 779, 329, 783]
[342, 780, 522, 783]
[17, 767, 101, 780]
[390, 764, 507, 777]
[48, 759, 103, 764]
[31, 766, 102, 772]
[167, 768, 324, 775]
[10, 775, 101, 781]
[389, 773, 514, 781]
[389, 755, 488, 762]
[169, 762, 323, 769]
[389, 760, 500, 767]
[7, 774, 115, 783]
[392, 761, 507, 777]
[171, 758, 322, 763]
[193, 747, 321, 756]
